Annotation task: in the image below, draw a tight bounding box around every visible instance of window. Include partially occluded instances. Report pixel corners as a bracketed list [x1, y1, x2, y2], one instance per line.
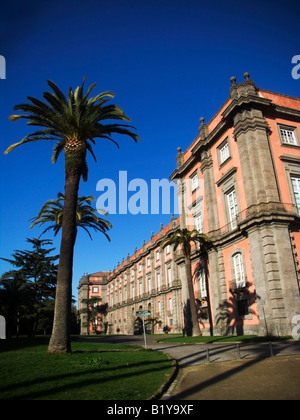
[291, 176, 300, 214]
[218, 138, 231, 166]
[166, 245, 171, 254]
[191, 172, 199, 192]
[237, 299, 249, 317]
[139, 281, 143, 296]
[220, 142, 230, 163]
[132, 283, 135, 298]
[138, 263, 142, 272]
[147, 275, 152, 293]
[168, 297, 173, 314]
[156, 250, 160, 261]
[157, 300, 161, 315]
[147, 257, 151, 267]
[280, 127, 297, 145]
[226, 189, 238, 229]
[233, 253, 246, 288]
[92, 287, 99, 293]
[192, 200, 204, 233]
[193, 212, 203, 233]
[167, 266, 172, 287]
[197, 266, 207, 298]
[157, 272, 161, 290]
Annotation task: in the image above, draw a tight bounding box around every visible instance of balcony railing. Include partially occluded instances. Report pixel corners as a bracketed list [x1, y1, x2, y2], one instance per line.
[185, 202, 299, 239]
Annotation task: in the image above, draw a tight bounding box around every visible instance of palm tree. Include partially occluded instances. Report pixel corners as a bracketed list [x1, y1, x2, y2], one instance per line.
[30, 192, 112, 241]
[5, 79, 140, 352]
[161, 228, 210, 337]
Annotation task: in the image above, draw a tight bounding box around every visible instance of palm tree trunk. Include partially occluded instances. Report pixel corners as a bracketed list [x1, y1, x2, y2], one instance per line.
[203, 255, 213, 336]
[48, 168, 81, 353]
[184, 255, 202, 337]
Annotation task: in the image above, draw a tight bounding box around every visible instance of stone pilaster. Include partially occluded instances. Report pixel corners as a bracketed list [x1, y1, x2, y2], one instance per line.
[209, 248, 228, 335]
[248, 222, 300, 336]
[230, 73, 283, 212]
[200, 149, 220, 232]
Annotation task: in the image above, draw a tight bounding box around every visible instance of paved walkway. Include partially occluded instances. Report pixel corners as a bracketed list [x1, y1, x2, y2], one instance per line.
[164, 355, 300, 400]
[83, 335, 300, 400]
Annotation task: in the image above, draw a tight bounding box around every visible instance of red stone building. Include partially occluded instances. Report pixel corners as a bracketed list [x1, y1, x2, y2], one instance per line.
[79, 73, 300, 337]
[171, 72, 300, 336]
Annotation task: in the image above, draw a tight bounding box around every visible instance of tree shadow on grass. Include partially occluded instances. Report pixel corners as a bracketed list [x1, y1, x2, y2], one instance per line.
[0, 336, 50, 352]
[0, 357, 172, 400]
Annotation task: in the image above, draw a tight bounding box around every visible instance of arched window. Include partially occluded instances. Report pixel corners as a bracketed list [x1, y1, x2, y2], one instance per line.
[197, 263, 207, 298]
[168, 297, 173, 314]
[156, 271, 161, 291]
[147, 274, 152, 293]
[232, 252, 246, 288]
[157, 300, 161, 315]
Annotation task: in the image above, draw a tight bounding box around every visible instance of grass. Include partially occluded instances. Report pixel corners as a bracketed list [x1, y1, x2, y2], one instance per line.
[0, 337, 173, 400]
[155, 334, 295, 344]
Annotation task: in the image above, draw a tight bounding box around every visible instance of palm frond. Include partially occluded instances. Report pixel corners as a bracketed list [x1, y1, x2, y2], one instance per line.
[31, 193, 112, 241]
[161, 228, 211, 257]
[47, 80, 68, 106]
[5, 78, 139, 182]
[52, 140, 66, 163]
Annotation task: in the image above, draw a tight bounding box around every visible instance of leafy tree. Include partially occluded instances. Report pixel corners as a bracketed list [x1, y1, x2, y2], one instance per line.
[30, 192, 112, 241]
[161, 228, 210, 337]
[0, 238, 58, 337]
[145, 316, 162, 334]
[5, 79, 139, 352]
[0, 271, 29, 338]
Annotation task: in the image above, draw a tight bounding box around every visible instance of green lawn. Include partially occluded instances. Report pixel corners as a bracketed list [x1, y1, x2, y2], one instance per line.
[0, 338, 173, 400]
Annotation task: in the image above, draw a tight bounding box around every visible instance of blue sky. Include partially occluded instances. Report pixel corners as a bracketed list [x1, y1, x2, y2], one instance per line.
[0, 0, 299, 303]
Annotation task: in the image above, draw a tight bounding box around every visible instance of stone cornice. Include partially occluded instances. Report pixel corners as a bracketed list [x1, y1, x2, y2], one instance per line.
[216, 167, 237, 187]
[221, 94, 272, 120]
[279, 154, 300, 164]
[208, 207, 298, 248]
[191, 119, 229, 156]
[170, 153, 198, 180]
[269, 105, 300, 122]
[107, 224, 179, 282]
[170, 90, 300, 180]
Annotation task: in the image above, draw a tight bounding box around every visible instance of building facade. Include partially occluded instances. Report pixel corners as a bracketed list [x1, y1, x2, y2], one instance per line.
[78, 218, 183, 335]
[79, 73, 300, 337]
[78, 271, 110, 335]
